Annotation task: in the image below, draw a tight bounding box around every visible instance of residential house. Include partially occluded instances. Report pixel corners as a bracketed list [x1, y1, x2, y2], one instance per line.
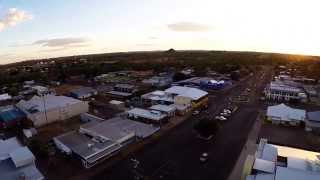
[16, 95, 89, 127]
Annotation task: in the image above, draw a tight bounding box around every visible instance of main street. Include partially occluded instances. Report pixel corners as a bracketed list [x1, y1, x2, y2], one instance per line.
[91, 68, 271, 180]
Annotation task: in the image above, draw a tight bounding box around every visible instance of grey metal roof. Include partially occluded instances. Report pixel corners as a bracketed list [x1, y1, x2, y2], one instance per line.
[307, 111, 320, 122]
[275, 166, 320, 180]
[70, 87, 97, 97]
[127, 108, 167, 121]
[0, 159, 44, 180]
[55, 131, 121, 161]
[81, 117, 159, 139]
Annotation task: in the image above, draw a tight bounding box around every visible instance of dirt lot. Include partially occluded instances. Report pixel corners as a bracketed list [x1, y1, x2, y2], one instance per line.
[258, 122, 320, 152]
[52, 84, 82, 95]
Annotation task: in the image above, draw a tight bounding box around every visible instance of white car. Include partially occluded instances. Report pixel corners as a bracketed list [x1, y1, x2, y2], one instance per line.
[200, 153, 209, 162]
[220, 112, 231, 117]
[193, 110, 200, 115]
[223, 109, 232, 114]
[215, 116, 227, 121]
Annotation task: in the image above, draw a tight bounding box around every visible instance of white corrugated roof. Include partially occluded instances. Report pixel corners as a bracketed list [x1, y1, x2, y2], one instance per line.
[275, 166, 320, 180]
[9, 147, 35, 168]
[149, 104, 176, 112]
[127, 108, 166, 121]
[0, 93, 12, 101]
[17, 95, 83, 112]
[267, 104, 306, 122]
[165, 86, 208, 100]
[0, 137, 22, 161]
[253, 158, 275, 173]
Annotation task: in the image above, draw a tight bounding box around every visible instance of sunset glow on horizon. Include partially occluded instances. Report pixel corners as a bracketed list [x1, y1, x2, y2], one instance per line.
[1, 0, 320, 64]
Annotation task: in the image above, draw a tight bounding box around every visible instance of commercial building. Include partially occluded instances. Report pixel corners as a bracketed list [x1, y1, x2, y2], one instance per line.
[172, 77, 227, 90]
[16, 95, 89, 127]
[127, 108, 168, 125]
[165, 86, 209, 109]
[243, 139, 320, 180]
[149, 104, 176, 117]
[0, 105, 26, 129]
[69, 87, 98, 99]
[0, 137, 44, 180]
[266, 104, 306, 126]
[264, 81, 307, 102]
[141, 90, 174, 106]
[142, 86, 208, 113]
[54, 116, 159, 168]
[305, 111, 320, 134]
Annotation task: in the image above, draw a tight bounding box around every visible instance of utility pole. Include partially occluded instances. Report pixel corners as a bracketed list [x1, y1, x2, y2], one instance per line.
[41, 93, 48, 125]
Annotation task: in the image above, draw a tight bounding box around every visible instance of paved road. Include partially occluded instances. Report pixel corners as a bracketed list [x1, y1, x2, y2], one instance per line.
[90, 68, 270, 180]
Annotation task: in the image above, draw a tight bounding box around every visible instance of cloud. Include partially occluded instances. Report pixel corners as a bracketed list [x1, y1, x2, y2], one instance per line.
[33, 37, 90, 48]
[0, 8, 32, 31]
[167, 21, 211, 32]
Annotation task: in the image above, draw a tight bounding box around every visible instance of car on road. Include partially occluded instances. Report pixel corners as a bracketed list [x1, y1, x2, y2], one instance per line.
[220, 112, 231, 117]
[215, 116, 227, 121]
[223, 109, 232, 114]
[200, 153, 209, 162]
[192, 110, 200, 116]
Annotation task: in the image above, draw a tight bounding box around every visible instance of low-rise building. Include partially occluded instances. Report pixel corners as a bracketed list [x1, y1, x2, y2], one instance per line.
[0, 137, 44, 180]
[54, 116, 159, 168]
[305, 111, 320, 134]
[142, 86, 208, 113]
[142, 76, 172, 87]
[149, 104, 176, 117]
[127, 108, 168, 125]
[16, 95, 89, 127]
[243, 138, 320, 180]
[264, 81, 307, 102]
[0, 105, 26, 129]
[266, 103, 306, 126]
[165, 86, 209, 109]
[0, 93, 12, 102]
[141, 90, 174, 106]
[106, 84, 137, 99]
[31, 85, 51, 96]
[69, 87, 98, 99]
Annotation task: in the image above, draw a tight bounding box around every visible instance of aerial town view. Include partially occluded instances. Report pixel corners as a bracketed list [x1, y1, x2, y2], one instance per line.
[1, 1, 320, 180]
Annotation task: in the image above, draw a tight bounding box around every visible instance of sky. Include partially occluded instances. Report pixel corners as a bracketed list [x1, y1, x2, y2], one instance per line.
[1, 0, 320, 64]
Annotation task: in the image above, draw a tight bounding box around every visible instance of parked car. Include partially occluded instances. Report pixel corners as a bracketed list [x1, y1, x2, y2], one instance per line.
[215, 116, 227, 121]
[200, 153, 209, 162]
[223, 109, 232, 114]
[220, 112, 231, 117]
